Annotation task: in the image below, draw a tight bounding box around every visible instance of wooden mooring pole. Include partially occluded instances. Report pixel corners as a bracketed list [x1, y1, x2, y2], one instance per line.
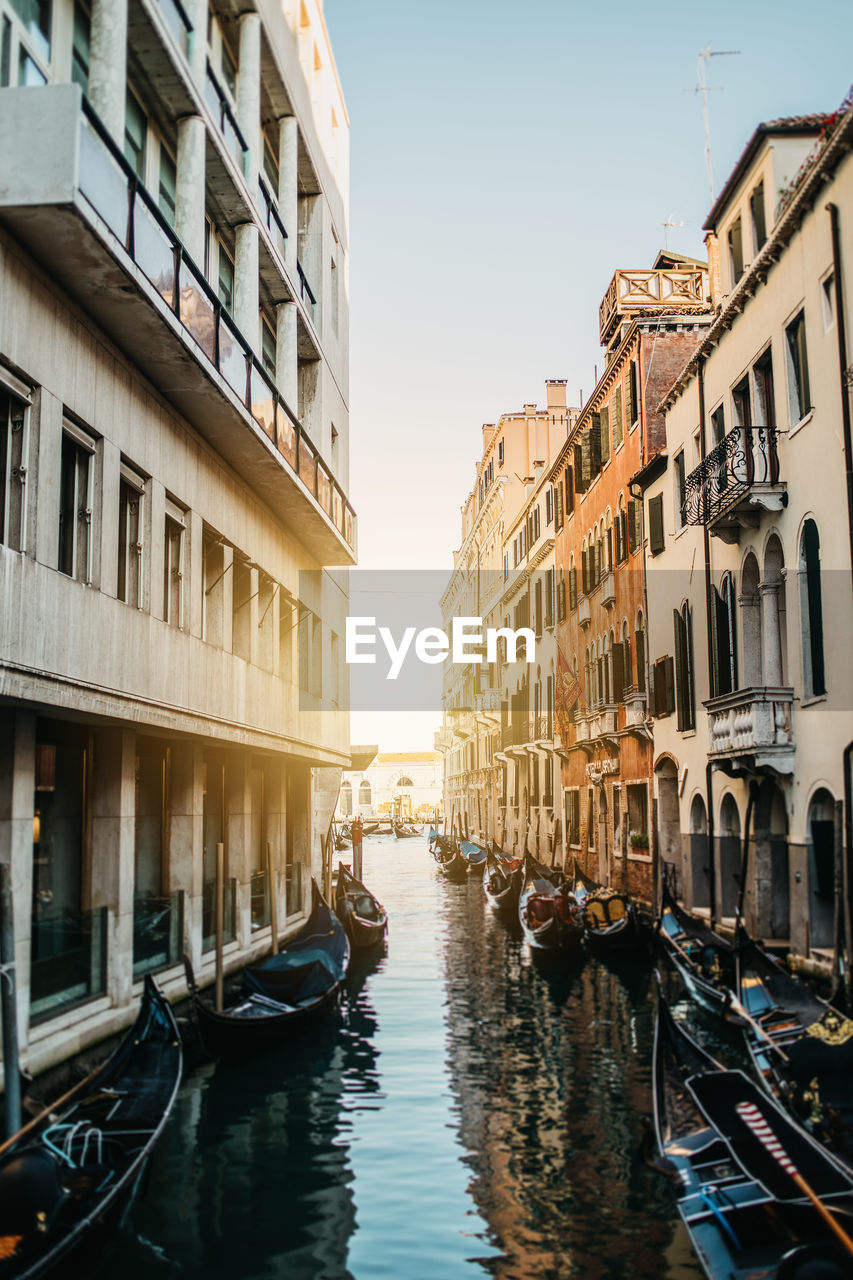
[0, 864, 22, 1138]
[215, 841, 224, 1012]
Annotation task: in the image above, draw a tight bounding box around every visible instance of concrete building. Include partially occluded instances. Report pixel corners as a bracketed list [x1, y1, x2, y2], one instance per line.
[338, 751, 442, 821]
[642, 102, 853, 968]
[437, 383, 576, 855]
[0, 0, 354, 1075]
[550, 254, 713, 899]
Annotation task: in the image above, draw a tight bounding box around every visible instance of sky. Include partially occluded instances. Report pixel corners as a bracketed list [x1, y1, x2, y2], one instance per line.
[323, 0, 853, 752]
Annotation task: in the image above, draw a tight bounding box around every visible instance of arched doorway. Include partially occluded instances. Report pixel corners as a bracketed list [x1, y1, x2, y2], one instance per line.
[807, 789, 836, 950]
[689, 794, 710, 910]
[718, 794, 741, 920]
[754, 780, 789, 941]
[655, 757, 680, 888]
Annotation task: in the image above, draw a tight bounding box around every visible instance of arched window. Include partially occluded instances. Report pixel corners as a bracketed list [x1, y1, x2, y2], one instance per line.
[635, 609, 646, 695]
[800, 519, 826, 696]
[674, 601, 695, 731]
[397, 776, 414, 787]
[568, 555, 577, 611]
[605, 510, 613, 570]
[621, 619, 632, 698]
[340, 780, 353, 816]
[581, 537, 589, 595]
[689, 795, 710, 910]
[712, 572, 738, 696]
[616, 494, 627, 563]
[358, 780, 372, 806]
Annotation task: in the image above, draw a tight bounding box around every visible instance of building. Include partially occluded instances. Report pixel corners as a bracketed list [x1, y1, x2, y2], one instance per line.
[0, 0, 354, 1075]
[338, 751, 443, 821]
[642, 100, 853, 967]
[437, 383, 576, 854]
[550, 254, 713, 899]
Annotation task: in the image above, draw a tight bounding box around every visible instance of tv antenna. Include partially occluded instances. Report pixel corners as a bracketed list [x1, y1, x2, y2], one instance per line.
[662, 214, 685, 249]
[689, 45, 740, 204]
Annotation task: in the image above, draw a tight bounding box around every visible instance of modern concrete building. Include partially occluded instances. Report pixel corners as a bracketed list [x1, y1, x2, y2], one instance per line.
[0, 0, 354, 1075]
[642, 102, 853, 968]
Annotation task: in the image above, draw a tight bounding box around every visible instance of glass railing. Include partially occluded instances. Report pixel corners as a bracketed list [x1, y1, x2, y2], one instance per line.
[257, 176, 288, 263]
[157, 0, 192, 56]
[205, 61, 248, 178]
[251, 869, 270, 930]
[77, 102, 356, 554]
[132, 889, 184, 978]
[285, 861, 303, 918]
[202, 876, 237, 951]
[30, 905, 107, 1023]
[297, 260, 317, 322]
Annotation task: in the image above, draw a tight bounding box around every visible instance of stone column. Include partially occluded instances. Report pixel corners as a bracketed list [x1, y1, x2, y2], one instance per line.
[234, 222, 259, 350]
[275, 300, 298, 413]
[90, 727, 135, 1011]
[278, 115, 298, 272]
[176, 115, 206, 266]
[0, 710, 36, 1049]
[184, 0, 207, 86]
[88, 0, 128, 145]
[170, 743, 204, 971]
[236, 12, 261, 191]
[760, 581, 783, 686]
[739, 592, 762, 687]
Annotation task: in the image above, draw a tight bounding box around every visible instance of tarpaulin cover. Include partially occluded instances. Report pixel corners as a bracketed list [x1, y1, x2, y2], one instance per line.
[243, 896, 348, 1005]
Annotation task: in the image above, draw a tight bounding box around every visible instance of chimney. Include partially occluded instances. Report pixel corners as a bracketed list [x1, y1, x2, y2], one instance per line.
[523, 403, 537, 417]
[482, 423, 495, 451]
[545, 379, 567, 411]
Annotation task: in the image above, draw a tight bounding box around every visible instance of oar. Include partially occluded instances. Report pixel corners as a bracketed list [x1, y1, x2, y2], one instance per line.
[664, 927, 789, 1061]
[735, 1100, 853, 1259]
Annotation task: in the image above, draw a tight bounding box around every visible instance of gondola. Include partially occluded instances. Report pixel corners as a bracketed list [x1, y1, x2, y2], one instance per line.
[737, 937, 853, 1171]
[653, 986, 853, 1279]
[335, 863, 388, 952]
[568, 858, 650, 956]
[430, 834, 467, 883]
[518, 854, 582, 954]
[392, 821, 418, 839]
[184, 882, 350, 1057]
[657, 882, 742, 1024]
[483, 849, 522, 919]
[362, 822, 379, 836]
[460, 840, 488, 876]
[0, 977, 181, 1279]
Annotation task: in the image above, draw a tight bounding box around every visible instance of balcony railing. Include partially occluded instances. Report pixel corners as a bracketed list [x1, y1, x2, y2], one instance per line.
[77, 103, 355, 552]
[297, 260, 318, 323]
[599, 267, 709, 345]
[30, 905, 108, 1023]
[133, 889, 184, 978]
[475, 689, 502, 715]
[601, 570, 615, 608]
[533, 713, 553, 743]
[156, 0, 192, 56]
[684, 425, 784, 540]
[578, 597, 591, 629]
[205, 61, 248, 178]
[257, 176, 288, 264]
[705, 686, 794, 770]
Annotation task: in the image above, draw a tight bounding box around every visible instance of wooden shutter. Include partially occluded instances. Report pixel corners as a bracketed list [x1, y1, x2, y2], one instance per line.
[674, 610, 686, 729]
[573, 442, 586, 493]
[557, 578, 566, 621]
[569, 566, 577, 611]
[554, 481, 564, 531]
[565, 466, 574, 517]
[712, 586, 730, 697]
[635, 627, 646, 694]
[648, 494, 664, 555]
[623, 634, 632, 693]
[627, 361, 638, 425]
[581, 429, 592, 487]
[590, 422, 601, 476]
[612, 642, 625, 703]
[612, 386, 624, 450]
[664, 655, 675, 715]
[607, 526, 613, 571]
[628, 499, 638, 552]
[600, 407, 610, 465]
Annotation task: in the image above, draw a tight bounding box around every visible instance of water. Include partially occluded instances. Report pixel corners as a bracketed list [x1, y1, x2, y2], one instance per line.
[92, 836, 705, 1279]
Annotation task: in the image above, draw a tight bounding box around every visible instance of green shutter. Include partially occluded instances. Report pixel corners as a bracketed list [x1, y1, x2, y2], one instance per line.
[673, 610, 685, 729]
[635, 627, 646, 694]
[581, 430, 592, 488]
[589, 422, 601, 476]
[649, 494, 664, 555]
[555, 482, 564, 531]
[573, 442, 586, 493]
[612, 386, 624, 450]
[565, 466, 574, 516]
[600, 406, 610, 465]
[569, 567, 577, 611]
[612, 643, 625, 703]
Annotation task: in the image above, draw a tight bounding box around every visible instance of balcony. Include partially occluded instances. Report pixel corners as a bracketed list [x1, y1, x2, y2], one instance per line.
[705, 687, 794, 772]
[601, 571, 616, 609]
[532, 714, 554, 746]
[578, 597, 591, 629]
[0, 86, 355, 565]
[501, 718, 531, 752]
[599, 266, 709, 346]
[684, 425, 785, 544]
[205, 62, 248, 178]
[434, 728, 454, 753]
[474, 689, 502, 724]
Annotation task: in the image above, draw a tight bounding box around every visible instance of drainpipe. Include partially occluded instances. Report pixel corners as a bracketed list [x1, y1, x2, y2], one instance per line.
[698, 357, 717, 928]
[828, 204, 853, 1007]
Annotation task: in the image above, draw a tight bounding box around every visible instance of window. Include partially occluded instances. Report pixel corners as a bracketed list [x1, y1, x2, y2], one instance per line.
[58, 424, 94, 581]
[497, 439, 504, 465]
[710, 403, 726, 447]
[557, 570, 566, 621]
[727, 216, 744, 286]
[785, 309, 811, 423]
[628, 497, 642, 554]
[753, 348, 775, 426]
[800, 519, 826, 697]
[612, 385, 624, 450]
[358, 779, 371, 807]
[627, 362, 638, 427]
[587, 788, 596, 852]
[201, 527, 225, 647]
[635, 613, 646, 696]
[615, 495, 627, 563]
[218, 245, 234, 315]
[117, 463, 145, 607]
[261, 315, 277, 379]
[821, 273, 836, 333]
[124, 88, 147, 180]
[330, 249, 339, 337]
[673, 603, 695, 731]
[732, 374, 751, 429]
[565, 789, 580, 846]
[232, 553, 251, 661]
[71, 0, 89, 91]
[544, 568, 554, 628]
[163, 499, 185, 628]
[545, 486, 553, 524]
[158, 147, 177, 227]
[263, 130, 279, 190]
[1, 0, 50, 86]
[674, 453, 686, 530]
[0, 380, 27, 551]
[220, 32, 237, 97]
[599, 406, 610, 466]
[565, 465, 574, 518]
[712, 574, 737, 697]
[750, 182, 767, 254]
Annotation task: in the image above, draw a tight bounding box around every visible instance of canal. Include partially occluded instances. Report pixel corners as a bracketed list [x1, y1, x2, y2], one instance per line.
[92, 835, 704, 1279]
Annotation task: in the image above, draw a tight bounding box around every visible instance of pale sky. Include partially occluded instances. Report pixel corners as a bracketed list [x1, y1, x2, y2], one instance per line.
[324, 0, 853, 752]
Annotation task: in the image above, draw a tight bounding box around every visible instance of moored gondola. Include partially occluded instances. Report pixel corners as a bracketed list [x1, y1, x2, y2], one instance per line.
[185, 882, 350, 1056]
[0, 977, 181, 1280]
[460, 839, 488, 876]
[653, 986, 853, 1279]
[392, 821, 418, 839]
[483, 849, 523, 918]
[335, 863, 388, 952]
[657, 882, 742, 1024]
[518, 854, 582, 954]
[568, 859, 651, 956]
[737, 938, 853, 1171]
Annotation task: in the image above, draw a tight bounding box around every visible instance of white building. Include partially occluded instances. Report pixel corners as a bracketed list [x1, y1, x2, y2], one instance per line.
[642, 103, 853, 968]
[0, 0, 353, 1074]
[339, 752, 443, 821]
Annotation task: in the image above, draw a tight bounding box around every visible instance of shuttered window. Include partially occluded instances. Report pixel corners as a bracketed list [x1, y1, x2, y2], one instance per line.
[648, 494, 664, 555]
[569, 566, 577, 611]
[599, 406, 610, 466]
[673, 606, 695, 731]
[628, 499, 641, 553]
[557, 577, 567, 622]
[653, 656, 675, 717]
[589, 420, 601, 477]
[635, 626, 646, 694]
[612, 642, 625, 703]
[626, 361, 638, 426]
[612, 386, 624, 450]
[565, 466, 574, 517]
[554, 481, 564, 531]
[573, 441, 587, 494]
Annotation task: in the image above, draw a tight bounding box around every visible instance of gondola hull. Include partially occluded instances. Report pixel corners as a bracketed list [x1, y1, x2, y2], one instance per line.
[518, 856, 582, 954]
[657, 884, 742, 1025]
[437, 850, 467, 883]
[0, 977, 181, 1280]
[335, 865, 388, 953]
[483, 851, 522, 919]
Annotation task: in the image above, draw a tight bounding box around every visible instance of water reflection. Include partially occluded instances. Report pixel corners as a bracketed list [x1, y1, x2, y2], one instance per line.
[89, 838, 702, 1278]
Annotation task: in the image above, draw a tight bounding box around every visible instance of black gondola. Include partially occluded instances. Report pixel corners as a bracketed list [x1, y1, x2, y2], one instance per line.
[483, 849, 523, 919]
[0, 977, 181, 1279]
[657, 882, 742, 1024]
[335, 863, 388, 952]
[518, 854, 582, 954]
[737, 938, 853, 1170]
[568, 858, 650, 955]
[185, 882, 350, 1056]
[459, 840, 488, 876]
[653, 986, 853, 1279]
[392, 821, 418, 839]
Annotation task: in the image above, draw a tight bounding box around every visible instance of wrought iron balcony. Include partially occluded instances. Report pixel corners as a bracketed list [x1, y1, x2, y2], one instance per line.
[705, 687, 794, 772]
[684, 425, 785, 543]
[474, 689, 502, 722]
[532, 713, 553, 745]
[599, 267, 709, 346]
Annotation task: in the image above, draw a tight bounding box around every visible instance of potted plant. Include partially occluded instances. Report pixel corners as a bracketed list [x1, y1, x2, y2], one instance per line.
[629, 830, 649, 851]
